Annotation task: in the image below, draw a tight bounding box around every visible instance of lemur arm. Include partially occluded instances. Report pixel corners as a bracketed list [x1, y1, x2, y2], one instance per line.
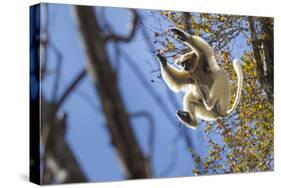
[171, 28, 214, 58]
[156, 54, 194, 93]
[171, 28, 219, 72]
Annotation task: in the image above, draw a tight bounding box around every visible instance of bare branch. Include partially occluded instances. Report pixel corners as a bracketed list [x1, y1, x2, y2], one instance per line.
[248, 17, 265, 87]
[55, 69, 86, 113]
[36, 4, 88, 184]
[40, 3, 49, 80]
[73, 5, 152, 179]
[104, 10, 139, 42]
[121, 50, 176, 125]
[75, 89, 101, 113]
[50, 43, 63, 101]
[130, 111, 156, 160]
[159, 142, 179, 176]
[41, 100, 88, 184]
[260, 17, 274, 105]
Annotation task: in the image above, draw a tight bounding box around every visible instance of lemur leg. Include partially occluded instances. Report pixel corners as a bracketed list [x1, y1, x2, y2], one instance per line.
[202, 86, 218, 111]
[176, 92, 198, 129]
[196, 84, 210, 102]
[202, 70, 229, 112]
[193, 103, 220, 121]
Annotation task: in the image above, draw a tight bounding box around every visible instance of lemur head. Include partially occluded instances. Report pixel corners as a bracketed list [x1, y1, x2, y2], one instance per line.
[175, 52, 197, 72]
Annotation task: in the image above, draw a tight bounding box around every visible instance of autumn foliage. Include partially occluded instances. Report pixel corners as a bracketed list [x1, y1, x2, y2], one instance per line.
[154, 11, 273, 174]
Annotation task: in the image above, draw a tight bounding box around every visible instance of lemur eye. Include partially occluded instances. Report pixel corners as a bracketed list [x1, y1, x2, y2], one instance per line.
[182, 60, 189, 65]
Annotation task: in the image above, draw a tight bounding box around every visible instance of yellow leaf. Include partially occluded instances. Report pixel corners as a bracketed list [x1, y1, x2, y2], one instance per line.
[167, 42, 175, 51]
[176, 24, 185, 30]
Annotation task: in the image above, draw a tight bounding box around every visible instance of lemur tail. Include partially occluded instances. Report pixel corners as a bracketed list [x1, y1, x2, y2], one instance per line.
[227, 59, 243, 114]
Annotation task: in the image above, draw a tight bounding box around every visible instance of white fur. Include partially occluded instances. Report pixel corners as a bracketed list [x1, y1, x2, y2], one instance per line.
[157, 29, 244, 129]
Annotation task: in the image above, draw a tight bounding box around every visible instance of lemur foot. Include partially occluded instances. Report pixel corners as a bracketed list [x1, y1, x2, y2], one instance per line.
[156, 53, 167, 67]
[171, 28, 190, 42]
[176, 110, 197, 129]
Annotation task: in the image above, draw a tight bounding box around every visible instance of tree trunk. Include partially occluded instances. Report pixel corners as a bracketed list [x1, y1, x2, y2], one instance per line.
[72, 5, 152, 179]
[248, 17, 273, 105]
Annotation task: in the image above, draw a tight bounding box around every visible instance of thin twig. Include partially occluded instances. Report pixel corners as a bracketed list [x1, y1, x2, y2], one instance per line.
[40, 4, 49, 80]
[50, 42, 63, 101]
[55, 69, 86, 113]
[159, 142, 179, 176]
[121, 50, 175, 125]
[129, 111, 155, 160]
[75, 89, 101, 113]
[104, 10, 139, 42]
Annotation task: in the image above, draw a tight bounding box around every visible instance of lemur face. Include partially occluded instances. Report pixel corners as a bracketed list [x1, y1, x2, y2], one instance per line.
[177, 53, 197, 72]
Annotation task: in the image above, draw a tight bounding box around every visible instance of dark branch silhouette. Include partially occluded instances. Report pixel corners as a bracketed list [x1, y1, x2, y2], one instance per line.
[73, 5, 152, 179]
[104, 10, 139, 42]
[55, 69, 86, 113]
[248, 17, 273, 105]
[38, 4, 88, 184]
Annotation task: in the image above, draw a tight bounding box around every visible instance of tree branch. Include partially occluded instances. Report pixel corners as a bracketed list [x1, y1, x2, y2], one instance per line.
[50, 42, 63, 102]
[260, 17, 274, 105]
[41, 100, 88, 184]
[130, 111, 156, 160]
[73, 5, 151, 179]
[104, 10, 139, 42]
[55, 69, 86, 113]
[248, 17, 265, 87]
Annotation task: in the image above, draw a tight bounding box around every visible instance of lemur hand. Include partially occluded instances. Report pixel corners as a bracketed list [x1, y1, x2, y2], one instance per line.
[156, 53, 167, 67]
[171, 28, 190, 42]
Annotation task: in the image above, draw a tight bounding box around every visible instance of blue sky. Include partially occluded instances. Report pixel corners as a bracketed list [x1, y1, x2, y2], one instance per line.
[42, 4, 248, 182]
